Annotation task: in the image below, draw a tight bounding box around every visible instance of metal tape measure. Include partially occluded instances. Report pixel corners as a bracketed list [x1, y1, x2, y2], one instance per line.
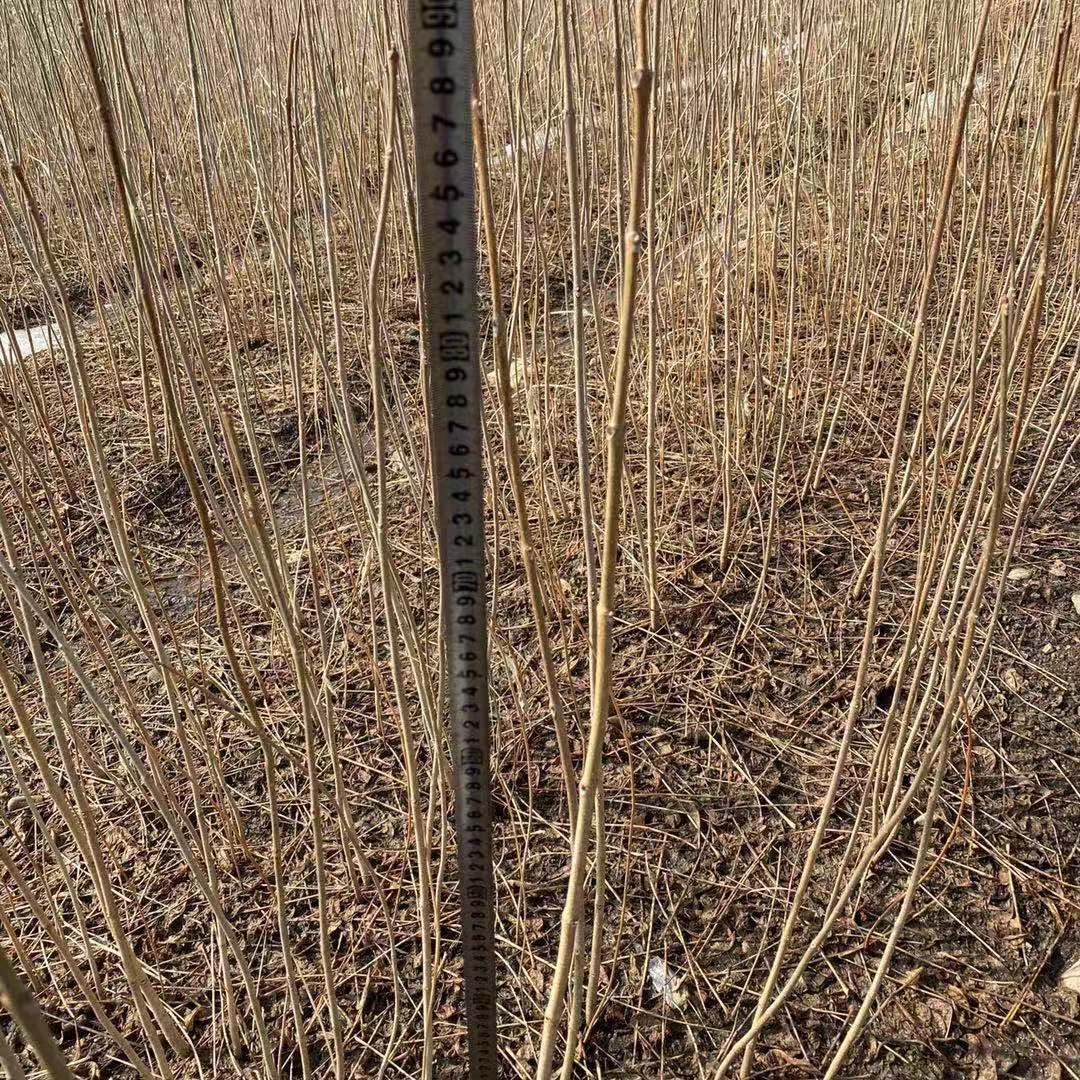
[407, 1, 498, 1075]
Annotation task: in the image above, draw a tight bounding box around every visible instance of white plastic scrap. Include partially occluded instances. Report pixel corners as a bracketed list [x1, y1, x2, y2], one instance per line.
[647, 956, 688, 1008]
[486, 356, 525, 392]
[760, 20, 843, 69]
[0, 321, 62, 364]
[904, 72, 990, 135]
[761, 31, 806, 66]
[908, 86, 952, 129]
[1061, 956, 1080, 993]
[504, 119, 561, 162]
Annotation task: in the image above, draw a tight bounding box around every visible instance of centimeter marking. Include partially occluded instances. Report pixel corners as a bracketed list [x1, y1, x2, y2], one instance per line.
[408, 1, 498, 1076]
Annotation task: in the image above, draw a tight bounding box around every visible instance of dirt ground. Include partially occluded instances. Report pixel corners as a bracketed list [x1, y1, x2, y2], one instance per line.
[0, 269, 1077, 1078]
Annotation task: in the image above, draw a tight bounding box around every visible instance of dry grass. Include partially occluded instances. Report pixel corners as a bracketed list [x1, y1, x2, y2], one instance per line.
[0, 0, 1078, 1077]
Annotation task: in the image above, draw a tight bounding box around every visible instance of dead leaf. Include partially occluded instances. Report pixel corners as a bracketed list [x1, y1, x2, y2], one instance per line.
[1007, 566, 1033, 581]
[967, 1033, 997, 1080]
[1071, 592, 1080, 617]
[922, 995, 954, 1039]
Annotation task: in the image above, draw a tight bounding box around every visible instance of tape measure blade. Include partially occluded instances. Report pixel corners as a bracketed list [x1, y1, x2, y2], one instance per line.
[408, 1, 498, 1074]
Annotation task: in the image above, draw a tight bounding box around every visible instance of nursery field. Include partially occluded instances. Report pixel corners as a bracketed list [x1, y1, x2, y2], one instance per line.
[0, 0, 1079, 1076]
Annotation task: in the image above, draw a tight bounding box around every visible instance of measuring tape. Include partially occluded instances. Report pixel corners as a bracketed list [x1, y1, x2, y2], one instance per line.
[407, 1, 498, 1075]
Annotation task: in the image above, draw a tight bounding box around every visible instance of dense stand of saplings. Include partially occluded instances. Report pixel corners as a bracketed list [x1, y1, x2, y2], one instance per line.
[0, 0, 1077, 1076]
